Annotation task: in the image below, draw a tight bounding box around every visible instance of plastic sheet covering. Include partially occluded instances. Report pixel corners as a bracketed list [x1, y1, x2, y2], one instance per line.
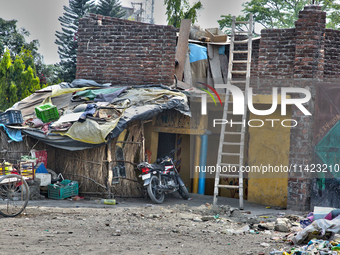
[5, 83, 191, 150]
[55, 86, 191, 144]
[0, 124, 22, 142]
[71, 87, 126, 101]
[59, 79, 111, 89]
[22, 128, 105, 151]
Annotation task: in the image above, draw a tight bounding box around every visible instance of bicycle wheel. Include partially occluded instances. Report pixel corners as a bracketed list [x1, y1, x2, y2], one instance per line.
[0, 174, 29, 217]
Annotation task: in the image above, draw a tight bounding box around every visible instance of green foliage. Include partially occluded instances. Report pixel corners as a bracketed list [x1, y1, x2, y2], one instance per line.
[37, 63, 63, 86]
[0, 18, 40, 59]
[94, 0, 126, 18]
[55, 0, 127, 82]
[0, 49, 40, 110]
[164, 0, 203, 28]
[218, 0, 340, 35]
[55, 0, 95, 83]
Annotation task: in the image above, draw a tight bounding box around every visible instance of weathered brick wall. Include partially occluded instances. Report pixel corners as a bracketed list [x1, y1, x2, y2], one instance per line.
[251, 39, 260, 77]
[287, 81, 316, 211]
[294, 5, 325, 79]
[76, 13, 177, 85]
[249, 6, 327, 211]
[324, 29, 340, 79]
[257, 28, 296, 79]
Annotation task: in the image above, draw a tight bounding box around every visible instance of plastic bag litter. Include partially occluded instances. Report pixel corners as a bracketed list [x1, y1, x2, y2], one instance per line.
[292, 219, 340, 244]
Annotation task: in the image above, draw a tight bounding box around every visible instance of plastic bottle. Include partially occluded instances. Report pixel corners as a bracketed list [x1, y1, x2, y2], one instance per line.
[95, 199, 116, 205]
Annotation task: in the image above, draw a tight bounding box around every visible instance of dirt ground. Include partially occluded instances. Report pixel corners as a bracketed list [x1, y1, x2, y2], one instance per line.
[0, 194, 300, 255]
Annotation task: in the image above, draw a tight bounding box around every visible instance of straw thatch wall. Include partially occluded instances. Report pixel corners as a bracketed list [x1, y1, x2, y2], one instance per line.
[0, 121, 144, 197]
[0, 129, 49, 165]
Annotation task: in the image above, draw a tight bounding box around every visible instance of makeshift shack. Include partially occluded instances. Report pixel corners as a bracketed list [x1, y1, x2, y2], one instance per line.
[0, 79, 191, 197]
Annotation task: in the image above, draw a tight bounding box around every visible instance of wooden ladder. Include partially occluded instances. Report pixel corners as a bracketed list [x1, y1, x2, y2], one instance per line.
[213, 14, 253, 209]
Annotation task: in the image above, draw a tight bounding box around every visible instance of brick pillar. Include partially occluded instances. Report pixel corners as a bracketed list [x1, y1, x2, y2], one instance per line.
[294, 5, 326, 79]
[287, 5, 325, 211]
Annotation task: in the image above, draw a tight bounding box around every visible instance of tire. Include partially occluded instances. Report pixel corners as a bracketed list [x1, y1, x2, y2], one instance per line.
[0, 174, 29, 217]
[178, 185, 189, 200]
[147, 175, 164, 204]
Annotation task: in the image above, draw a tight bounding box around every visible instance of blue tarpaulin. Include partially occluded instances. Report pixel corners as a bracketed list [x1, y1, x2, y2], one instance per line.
[188, 43, 207, 63]
[0, 124, 22, 142]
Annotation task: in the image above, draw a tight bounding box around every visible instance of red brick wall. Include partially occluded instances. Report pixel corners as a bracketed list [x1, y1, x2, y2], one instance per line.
[324, 29, 340, 79]
[76, 14, 177, 85]
[294, 5, 326, 79]
[257, 28, 296, 79]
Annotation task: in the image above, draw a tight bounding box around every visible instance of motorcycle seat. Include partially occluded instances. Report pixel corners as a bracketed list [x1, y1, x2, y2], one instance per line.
[150, 163, 165, 171]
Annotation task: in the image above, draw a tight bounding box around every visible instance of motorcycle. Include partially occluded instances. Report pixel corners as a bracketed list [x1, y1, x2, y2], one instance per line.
[137, 149, 189, 204]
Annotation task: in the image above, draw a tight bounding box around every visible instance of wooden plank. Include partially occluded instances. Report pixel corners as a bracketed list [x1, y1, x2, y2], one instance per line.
[150, 131, 159, 164]
[152, 126, 206, 135]
[175, 19, 191, 81]
[183, 48, 192, 86]
[207, 44, 224, 93]
[219, 54, 228, 83]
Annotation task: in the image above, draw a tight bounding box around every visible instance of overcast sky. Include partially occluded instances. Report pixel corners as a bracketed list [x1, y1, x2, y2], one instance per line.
[0, 0, 245, 65]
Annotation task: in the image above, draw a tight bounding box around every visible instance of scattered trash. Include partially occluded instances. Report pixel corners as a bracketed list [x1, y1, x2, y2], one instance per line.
[260, 242, 270, 247]
[193, 217, 202, 222]
[71, 195, 84, 201]
[95, 199, 117, 205]
[275, 218, 291, 232]
[222, 225, 250, 235]
[264, 230, 272, 235]
[277, 212, 286, 217]
[258, 222, 275, 231]
[292, 219, 340, 244]
[201, 216, 215, 221]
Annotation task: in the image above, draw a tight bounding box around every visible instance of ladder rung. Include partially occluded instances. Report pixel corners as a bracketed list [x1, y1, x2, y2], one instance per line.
[235, 21, 249, 24]
[232, 60, 247, 63]
[230, 80, 246, 83]
[221, 152, 241, 156]
[231, 71, 247, 74]
[234, 40, 249, 44]
[223, 142, 242, 145]
[219, 174, 239, 178]
[223, 132, 242, 135]
[217, 184, 239, 189]
[233, 51, 248, 54]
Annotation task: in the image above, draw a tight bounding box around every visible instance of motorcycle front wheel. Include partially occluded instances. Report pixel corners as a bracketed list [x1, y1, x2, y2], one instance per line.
[147, 175, 164, 204]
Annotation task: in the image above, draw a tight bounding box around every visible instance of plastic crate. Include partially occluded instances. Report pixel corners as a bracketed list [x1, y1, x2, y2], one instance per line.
[48, 179, 79, 199]
[0, 110, 23, 125]
[35, 103, 59, 123]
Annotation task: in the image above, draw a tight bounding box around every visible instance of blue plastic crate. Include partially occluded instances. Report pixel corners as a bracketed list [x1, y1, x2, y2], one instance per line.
[0, 110, 23, 125]
[48, 180, 79, 199]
